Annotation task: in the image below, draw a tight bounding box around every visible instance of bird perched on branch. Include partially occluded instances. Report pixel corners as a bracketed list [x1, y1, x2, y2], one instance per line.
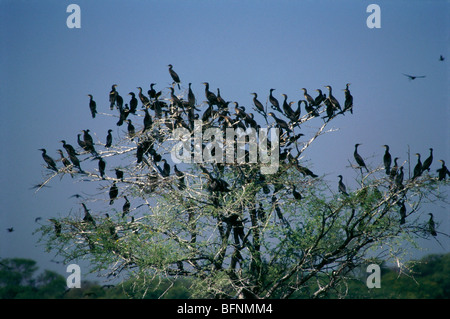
[87, 94, 97, 118]
[338, 175, 349, 196]
[39, 149, 58, 172]
[269, 89, 282, 113]
[109, 182, 118, 205]
[383, 145, 392, 175]
[168, 64, 181, 89]
[421, 148, 433, 173]
[109, 84, 118, 110]
[354, 144, 368, 172]
[436, 160, 450, 181]
[412, 153, 422, 180]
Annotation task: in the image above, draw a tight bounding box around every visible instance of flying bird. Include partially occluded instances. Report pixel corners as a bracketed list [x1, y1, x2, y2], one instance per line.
[402, 73, 426, 80]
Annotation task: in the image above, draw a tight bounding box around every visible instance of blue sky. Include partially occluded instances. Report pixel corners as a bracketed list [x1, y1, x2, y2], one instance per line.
[0, 0, 448, 280]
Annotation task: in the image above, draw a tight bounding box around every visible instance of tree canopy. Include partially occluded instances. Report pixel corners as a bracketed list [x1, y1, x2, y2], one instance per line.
[35, 67, 449, 298]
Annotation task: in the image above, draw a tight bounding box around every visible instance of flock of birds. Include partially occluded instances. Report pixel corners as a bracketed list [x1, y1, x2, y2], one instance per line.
[27, 63, 449, 239]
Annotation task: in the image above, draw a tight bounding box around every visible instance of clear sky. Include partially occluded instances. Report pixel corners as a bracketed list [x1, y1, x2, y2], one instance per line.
[0, 0, 448, 280]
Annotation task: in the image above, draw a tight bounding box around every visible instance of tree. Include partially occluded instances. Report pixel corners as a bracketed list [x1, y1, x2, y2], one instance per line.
[35, 72, 449, 299]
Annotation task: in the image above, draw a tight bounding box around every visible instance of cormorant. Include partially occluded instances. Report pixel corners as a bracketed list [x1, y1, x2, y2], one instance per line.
[116, 92, 123, 110]
[202, 82, 219, 105]
[174, 165, 186, 190]
[60, 140, 79, 157]
[439, 55, 445, 61]
[126, 120, 135, 138]
[142, 108, 153, 132]
[109, 182, 118, 205]
[57, 149, 71, 169]
[168, 64, 181, 89]
[338, 175, 349, 196]
[115, 168, 124, 181]
[169, 87, 181, 108]
[82, 129, 96, 154]
[268, 112, 291, 132]
[105, 129, 113, 148]
[77, 134, 88, 152]
[250, 93, 266, 116]
[128, 92, 138, 114]
[122, 196, 130, 218]
[160, 159, 170, 177]
[87, 94, 97, 118]
[436, 160, 450, 181]
[390, 157, 399, 179]
[281, 94, 295, 120]
[412, 153, 422, 180]
[216, 88, 227, 108]
[383, 145, 392, 175]
[395, 166, 404, 188]
[7, 227, 14, 233]
[421, 148, 433, 173]
[137, 87, 150, 108]
[313, 89, 326, 106]
[399, 201, 406, 225]
[428, 213, 437, 236]
[98, 157, 106, 179]
[188, 83, 196, 108]
[342, 88, 353, 114]
[39, 149, 58, 172]
[292, 185, 302, 200]
[301, 88, 315, 107]
[324, 85, 341, 112]
[402, 73, 426, 81]
[269, 89, 282, 113]
[354, 143, 368, 172]
[48, 218, 61, 237]
[109, 84, 118, 110]
[81, 203, 96, 227]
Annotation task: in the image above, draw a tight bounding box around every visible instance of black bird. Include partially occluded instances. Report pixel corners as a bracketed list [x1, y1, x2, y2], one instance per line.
[39, 149, 58, 172]
[281, 94, 296, 120]
[188, 83, 196, 108]
[174, 165, 186, 190]
[342, 87, 353, 114]
[354, 144, 368, 172]
[402, 73, 426, 80]
[269, 89, 282, 113]
[301, 88, 315, 107]
[109, 84, 118, 110]
[399, 201, 406, 225]
[48, 219, 61, 237]
[383, 145, 392, 175]
[421, 148, 433, 173]
[82, 129, 96, 154]
[169, 87, 182, 109]
[126, 120, 135, 139]
[325, 85, 341, 112]
[436, 160, 450, 181]
[428, 213, 437, 236]
[168, 64, 181, 89]
[137, 87, 150, 108]
[105, 129, 113, 148]
[390, 157, 399, 179]
[439, 55, 445, 61]
[115, 92, 124, 110]
[81, 203, 96, 227]
[250, 93, 266, 116]
[57, 149, 71, 169]
[87, 94, 97, 118]
[412, 153, 422, 180]
[109, 182, 118, 205]
[98, 157, 106, 179]
[160, 159, 170, 177]
[115, 168, 124, 181]
[122, 196, 130, 218]
[142, 108, 153, 133]
[395, 166, 404, 188]
[313, 89, 326, 106]
[148, 83, 162, 100]
[202, 82, 219, 105]
[338, 175, 349, 196]
[7, 227, 14, 233]
[128, 92, 138, 114]
[216, 88, 227, 108]
[60, 140, 79, 157]
[268, 112, 291, 132]
[77, 134, 88, 152]
[292, 185, 302, 200]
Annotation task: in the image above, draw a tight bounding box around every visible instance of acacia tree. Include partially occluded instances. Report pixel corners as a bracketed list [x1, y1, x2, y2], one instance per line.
[36, 71, 449, 299]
